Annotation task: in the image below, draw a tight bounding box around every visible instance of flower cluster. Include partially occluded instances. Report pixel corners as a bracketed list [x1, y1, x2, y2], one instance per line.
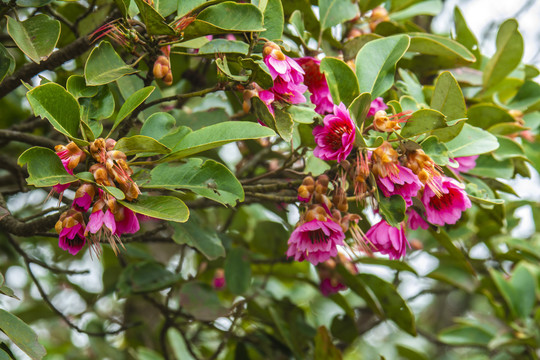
[53, 139, 141, 256]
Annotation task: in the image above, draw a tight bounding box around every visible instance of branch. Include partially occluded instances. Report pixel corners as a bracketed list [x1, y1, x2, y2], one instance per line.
[0, 194, 61, 236]
[0, 129, 57, 148]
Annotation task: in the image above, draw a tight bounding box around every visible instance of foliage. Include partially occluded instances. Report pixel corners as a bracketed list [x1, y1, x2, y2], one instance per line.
[0, 0, 539, 359]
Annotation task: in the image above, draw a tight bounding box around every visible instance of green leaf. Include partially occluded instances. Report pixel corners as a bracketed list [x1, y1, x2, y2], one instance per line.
[66, 75, 99, 99]
[389, 0, 442, 21]
[182, 2, 265, 40]
[6, 14, 60, 63]
[145, 159, 244, 206]
[319, 0, 358, 30]
[103, 185, 125, 200]
[429, 228, 474, 274]
[490, 263, 536, 319]
[320, 57, 360, 107]
[177, 0, 207, 17]
[216, 56, 249, 82]
[467, 154, 513, 179]
[396, 345, 428, 360]
[359, 0, 384, 13]
[225, 247, 251, 295]
[492, 136, 525, 161]
[197, 39, 249, 56]
[314, 326, 342, 360]
[507, 80, 540, 111]
[343, 33, 381, 62]
[140, 112, 176, 140]
[397, 69, 425, 104]
[114, 135, 171, 155]
[429, 71, 467, 141]
[453, 7, 481, 66]
[18, 147, 77, 187]
[336, 265, 383, 317]
[259, 0, 284, 41]
[79, 85, 115, 121]
[287, 105, 320, 124]
[467, 104, 514, 130]
[179, 282, 228, 321]
[268, 306, 305, 360]
[240, 58, 273, 89]
[445, 124, 499, 157]
[483, 19, 523, 91]
[133, 0, 176, 35]
[355, 35, 410, 98]
[421, 136, 451, 166]
[274, 106, 294, 142]
[167, 329, 196, 360]
[0, 309, 47, 360]
[0, 44, 15, 83]
[26, 83, 81, 139]
[400, 109, 446, 138]
[84, 42, 138, 86]
[359, 273, 416, 336]
[171, 215, 225, 260]
[377, 193, 406, 228]
[119, 195, 189, 222]
[408, 33, 475, 62]
[438, 324, 493, 346]
[117, 261, 182, 297]
[0, 348, 10, 360]
[162, 121, 275, 161]
[109, 86, 155, 135]
[348, 92, 372, 131]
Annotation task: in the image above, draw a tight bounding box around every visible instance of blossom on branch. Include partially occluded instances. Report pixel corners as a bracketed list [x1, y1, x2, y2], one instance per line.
[313, 103, 356, 162]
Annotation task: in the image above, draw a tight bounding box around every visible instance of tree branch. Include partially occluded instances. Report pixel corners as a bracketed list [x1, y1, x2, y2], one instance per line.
[0, 129, 57, 148]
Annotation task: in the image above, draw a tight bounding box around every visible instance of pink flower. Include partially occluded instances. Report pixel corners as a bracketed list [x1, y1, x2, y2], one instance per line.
[72, 184, 96, 212]
[453, 155, 479, 174]
[366, 219, 409, 260]
[53, 183, 71, 194]
[421, 177, 471, 226]
[407, 209, 429, 230]
[86, 207, 116, 235]
[259, 89, 275, 117]
[212, 269, 226, 289]
[377, 165, 422, 206]
[286, 219, 345, 265]
[319, 277, 347, 296]
[367, 97, 388, 117]
[56, 211, 86, 255]
[114, 206, 140, 236]
[313, 103, 356, 162]
[296, 57, 334, 115]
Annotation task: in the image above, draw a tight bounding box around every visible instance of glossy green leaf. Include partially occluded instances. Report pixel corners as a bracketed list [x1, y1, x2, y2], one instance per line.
[177, 0, 207, 17]
[117, 261, 182, 297]
[0, 348, 10, 360]
[400, 109, 446, 138]
[66, 75, 99, 99]
[216, 56, 249, 82]
[492, 136, 525, 161]
[274, 106, 294, 142]
[467, 154, 513, 179]
[483, 19, 523, 91]
[438, 324, 493, 346]
[0, 44, 15, 83]
[114, 135, 171, 155]
[18, 147, 77, 187]
[179, 282, 228, 321]
[319, 0, 358, 30]
[453, 7, 481, 66]
[26, 83, 81, 139]
[343, 34, 381, 62]
[171, 216, 225, 260]
[377, 193, 406, 228]
[421, 136, 451, 166]
[109, 86, 155, 135]
[314, 326, 342, 360]
[355, 35, 410, 98]
[490, 263, 536, 319]
[196, 39, 249, 56]
[287, 105, 319, 124]
[408, 33, 476, 62]
[133, 0, 176, 35]
[396, 345, 428, 360]
[140, 112, 176, 140]
[348, 92, 372, 132]
[507, 80, 540, 111]
[103, 185, 125, 200]
[182, 2, 265, 40]
[145, 159, 244, 206]
[167, 329, 196, 360]
[79, 85, 115, 121]
[467, 104, 514, 130]
[7, 14, 60, 63]
[429, 71, 467, 141]
[360, 273, 416, 336]
[225, 247, 251, 295]
[397, 69, 425, 104]
[359, 0, 384, 13]
[389, 0, 442, 21]
[119, 195, 189, 222]
[320, 57, 360, 107]
[259, 0, 284, 41]
[84, 42, 138, 86]
[163, 121, 275, 161]
[240, 58, 273, 89]
[445, 124, 499, 157]
[0, 309, 47, 360]
[336, 265, 383, 317]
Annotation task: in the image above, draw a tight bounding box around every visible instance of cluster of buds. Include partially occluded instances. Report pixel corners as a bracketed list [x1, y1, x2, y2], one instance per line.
[53, 138, 141, 256]
[372, 110, 412, 133]
[153, 46, 173, 85]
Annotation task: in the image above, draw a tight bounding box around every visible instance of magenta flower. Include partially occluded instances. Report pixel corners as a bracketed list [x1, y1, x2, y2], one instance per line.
[313, 103, 356, 162]
[407, 209, 429, 230]
[296, 57, 334, 115]
[86, 208, 116, 236]
[319, 277, 347, 296]
[286, 219, 345, 265]
[115, 206, 140, 236]
[367, 97, 388, 117]
[366, 219, 409, 260]
[421, 177, 471, 226]
[453, 155, 479, 174]
[58, 218, 86, 255]
[212, 269, 226, 289]
[377, 165, 422, 206]
[259, 89, 275, 117]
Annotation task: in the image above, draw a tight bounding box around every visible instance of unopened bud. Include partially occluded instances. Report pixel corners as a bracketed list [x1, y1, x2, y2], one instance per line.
[163, 71, 173, 86]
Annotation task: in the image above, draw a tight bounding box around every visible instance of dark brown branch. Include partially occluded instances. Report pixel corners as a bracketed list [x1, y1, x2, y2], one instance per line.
[0, 129, 57, 149]
[0, 194, 61, 236]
